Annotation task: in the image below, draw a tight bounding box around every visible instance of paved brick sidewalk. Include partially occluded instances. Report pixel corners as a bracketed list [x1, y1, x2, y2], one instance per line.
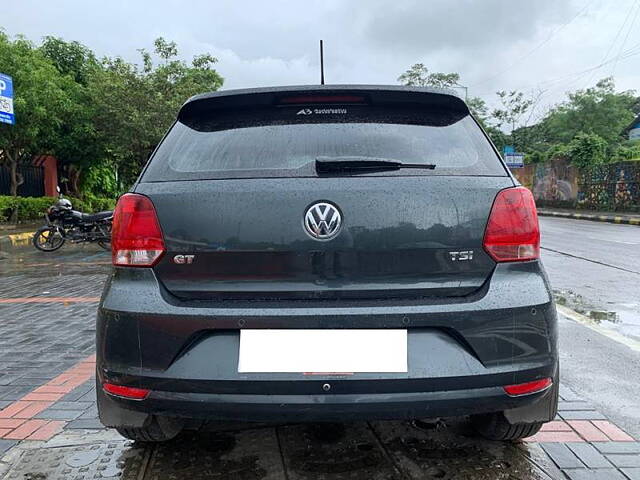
[1, 252, 639, 479]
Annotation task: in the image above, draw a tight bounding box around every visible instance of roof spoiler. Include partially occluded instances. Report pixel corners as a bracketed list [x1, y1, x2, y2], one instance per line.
[178, 85, 469, 121]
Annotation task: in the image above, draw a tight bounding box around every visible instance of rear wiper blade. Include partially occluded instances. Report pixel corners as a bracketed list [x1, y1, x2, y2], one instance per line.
[316, 156, 436, 174]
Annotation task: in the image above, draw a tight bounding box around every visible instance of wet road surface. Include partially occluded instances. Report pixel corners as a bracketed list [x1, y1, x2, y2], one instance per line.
[540, 216, 640, 341]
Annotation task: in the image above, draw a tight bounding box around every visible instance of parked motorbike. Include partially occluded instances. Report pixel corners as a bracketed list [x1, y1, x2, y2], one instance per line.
[32, 189, 113, 252]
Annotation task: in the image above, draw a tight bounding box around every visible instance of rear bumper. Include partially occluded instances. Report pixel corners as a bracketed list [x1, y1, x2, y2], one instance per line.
[97, 381, 556, 425]
[96, 260, 558, 427]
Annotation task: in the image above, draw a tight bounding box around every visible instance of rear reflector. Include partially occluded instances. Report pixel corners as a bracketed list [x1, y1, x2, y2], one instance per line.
[111, 193, 165, 267]
[504, 378, 552, 396]
[483, 186, 540, 262]
[103, 382, 150, 400]
[279, 95, 366, 104]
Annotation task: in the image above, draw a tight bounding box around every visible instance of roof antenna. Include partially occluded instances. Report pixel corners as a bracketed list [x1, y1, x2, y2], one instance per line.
[320, 40, 325, 85]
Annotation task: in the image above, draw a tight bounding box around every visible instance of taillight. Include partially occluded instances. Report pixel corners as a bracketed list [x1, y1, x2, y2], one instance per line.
[483, 187, 540, 262]
[103, 382, 150, 400]
[504, 378, 552, 396]
[111, 193, 165, 267]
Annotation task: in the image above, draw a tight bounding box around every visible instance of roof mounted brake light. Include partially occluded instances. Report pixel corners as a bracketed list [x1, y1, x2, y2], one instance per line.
[279, 95, 366, 104]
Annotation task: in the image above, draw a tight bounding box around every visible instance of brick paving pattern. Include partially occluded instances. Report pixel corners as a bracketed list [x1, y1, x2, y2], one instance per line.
[0, 355, 96, 440]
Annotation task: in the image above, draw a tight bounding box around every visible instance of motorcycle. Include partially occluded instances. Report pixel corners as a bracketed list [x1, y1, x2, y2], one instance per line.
[32, 188, 113, 252]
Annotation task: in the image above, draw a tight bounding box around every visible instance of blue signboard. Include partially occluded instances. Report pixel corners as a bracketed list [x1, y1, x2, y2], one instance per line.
[504, 152, 524, 168]
[0, 73, 15, 125]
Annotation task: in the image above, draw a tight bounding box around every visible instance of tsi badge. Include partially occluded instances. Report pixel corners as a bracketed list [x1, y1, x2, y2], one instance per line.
[449, 250, 474, 261]
[173, 254, 195, 265]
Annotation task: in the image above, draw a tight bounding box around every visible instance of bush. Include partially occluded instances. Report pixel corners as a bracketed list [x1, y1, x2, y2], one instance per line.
[0, 195, 116, 223]
[545, 143, 570, 162]
[612, 143, 640, 162]
[567, 132, 607, 168]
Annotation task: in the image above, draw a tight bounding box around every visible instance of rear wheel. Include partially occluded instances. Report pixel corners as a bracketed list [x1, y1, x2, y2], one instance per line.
[115, 416, 183, 443]
[33, 227, 65, 252]
[471, 412, 542, 441]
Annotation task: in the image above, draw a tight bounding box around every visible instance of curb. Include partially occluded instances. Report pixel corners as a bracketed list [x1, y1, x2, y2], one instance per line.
[0, 231, 35, 252]
[538, 210, 640, 226]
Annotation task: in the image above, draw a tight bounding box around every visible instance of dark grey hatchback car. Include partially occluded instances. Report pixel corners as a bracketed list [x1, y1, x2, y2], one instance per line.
[96, 85, 558, 442]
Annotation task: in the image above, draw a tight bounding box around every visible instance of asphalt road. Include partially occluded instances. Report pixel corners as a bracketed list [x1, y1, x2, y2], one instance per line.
[540, 216, 640, 341]
[540, 216, 640, 438]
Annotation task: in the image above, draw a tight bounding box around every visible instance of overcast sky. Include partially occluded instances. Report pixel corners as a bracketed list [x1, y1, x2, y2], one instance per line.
[2, 0, 639, 118]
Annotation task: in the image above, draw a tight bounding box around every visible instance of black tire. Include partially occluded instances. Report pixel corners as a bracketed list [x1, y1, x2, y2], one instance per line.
[32, 227, 65, 252]
[116, 416, 183, 443]
[471, 412, 543, 441]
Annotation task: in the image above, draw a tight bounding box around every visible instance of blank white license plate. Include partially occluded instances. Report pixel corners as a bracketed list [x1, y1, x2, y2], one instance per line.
[238, 329, 407, 373]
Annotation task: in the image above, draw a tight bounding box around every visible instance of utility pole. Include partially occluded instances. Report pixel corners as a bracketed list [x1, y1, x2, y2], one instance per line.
[454, 83, 468, 101]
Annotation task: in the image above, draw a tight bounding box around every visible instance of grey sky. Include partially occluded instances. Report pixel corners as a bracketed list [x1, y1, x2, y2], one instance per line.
[2, 0, 638, 117]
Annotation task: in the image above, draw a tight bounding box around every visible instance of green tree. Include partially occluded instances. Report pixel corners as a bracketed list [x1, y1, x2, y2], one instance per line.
[398, 63, 461, 89]
[466, 96, 494, 128]
[87, 37, 224, 187]
[543, 77, 637, 145]
[39, 37, 103, 195]
[39, 36, 98, 85]
[0, 33, 76, 196]
[492, 90, 534, 134]
[567, 132, 607, 168]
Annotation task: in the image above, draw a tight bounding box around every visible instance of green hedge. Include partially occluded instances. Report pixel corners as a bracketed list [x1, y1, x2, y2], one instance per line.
[0, 195, 117, 223]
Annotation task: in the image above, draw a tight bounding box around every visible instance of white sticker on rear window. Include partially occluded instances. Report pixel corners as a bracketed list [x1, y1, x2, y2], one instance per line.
[296, 108, 347, 115]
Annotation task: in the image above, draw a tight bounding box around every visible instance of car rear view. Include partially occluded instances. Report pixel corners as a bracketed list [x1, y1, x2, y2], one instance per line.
[96, 85, 558, 442]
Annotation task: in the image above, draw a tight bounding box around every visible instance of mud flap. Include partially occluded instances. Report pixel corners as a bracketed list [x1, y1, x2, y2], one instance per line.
[96, 381, 150, 428]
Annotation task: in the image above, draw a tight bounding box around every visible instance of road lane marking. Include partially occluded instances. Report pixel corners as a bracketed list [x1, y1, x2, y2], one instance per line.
[541, 247, 640, 275]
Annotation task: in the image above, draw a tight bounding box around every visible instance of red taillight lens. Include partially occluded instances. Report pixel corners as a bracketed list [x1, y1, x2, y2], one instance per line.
[111, 193, 165, 267]
[103, 382, 150, 400]
[504, 378, 552, 396]
[483, 187, 540, 262]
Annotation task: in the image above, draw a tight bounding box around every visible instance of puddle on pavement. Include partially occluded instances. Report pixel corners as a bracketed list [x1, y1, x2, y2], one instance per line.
[554, 289, 640, 341]
[372, 419, 554, 480]
[3, 420, 558, 479]
[146, 428, 284, 480]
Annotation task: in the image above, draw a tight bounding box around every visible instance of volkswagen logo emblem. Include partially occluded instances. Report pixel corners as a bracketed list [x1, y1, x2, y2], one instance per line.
[304, 202, 342, 240]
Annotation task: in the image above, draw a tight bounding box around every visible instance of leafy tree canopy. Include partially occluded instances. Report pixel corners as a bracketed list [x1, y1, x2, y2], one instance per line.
[567, 132, 608, 169]
[398, 63, 460, 89]
[0, 32, 78, 195]
[0, 33, 224, 196]
[542, 77, 637, 145]
[87, 37, 224, 188]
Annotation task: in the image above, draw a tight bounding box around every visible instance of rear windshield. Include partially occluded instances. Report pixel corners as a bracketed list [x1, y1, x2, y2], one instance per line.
[142, 105, 506, 181]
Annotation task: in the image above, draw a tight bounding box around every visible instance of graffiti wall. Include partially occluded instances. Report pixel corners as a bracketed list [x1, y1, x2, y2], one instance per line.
[511, 160, 640, 213]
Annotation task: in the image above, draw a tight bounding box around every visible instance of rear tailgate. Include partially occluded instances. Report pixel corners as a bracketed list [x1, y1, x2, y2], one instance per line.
[138, 86, 512, 300]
